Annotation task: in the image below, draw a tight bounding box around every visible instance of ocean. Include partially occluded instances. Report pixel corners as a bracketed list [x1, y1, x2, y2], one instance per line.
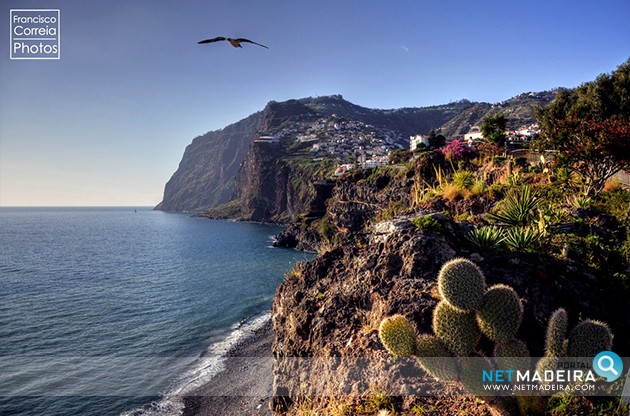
[0, 207, 310, 416]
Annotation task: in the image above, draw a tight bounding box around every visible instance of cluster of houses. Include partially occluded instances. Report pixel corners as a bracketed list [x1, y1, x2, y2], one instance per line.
[461, 124, 540, 146]
[409, 124, 540, 152]
[253, 115, 405, 177]
[255, 113, 542, 178]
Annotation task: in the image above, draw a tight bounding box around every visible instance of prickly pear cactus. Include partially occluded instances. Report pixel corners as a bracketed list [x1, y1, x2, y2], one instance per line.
[438, 257, 486, 312]
[567, 319, 613, 358]
[378, 314, 416, 358]
[476, 284, 523, 343]
[433, 300, 481, 357]
[414, 334, 459, 381]
[544, 308, 568, 357]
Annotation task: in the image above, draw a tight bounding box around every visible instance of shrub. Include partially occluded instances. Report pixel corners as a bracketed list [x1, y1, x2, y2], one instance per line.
[410, 215, 442, 231]
[452, 170, 474, 190]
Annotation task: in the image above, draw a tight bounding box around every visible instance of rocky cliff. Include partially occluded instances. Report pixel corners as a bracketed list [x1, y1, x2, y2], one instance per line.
[155, 111, 264, 212]
[269, 154, 630, 415]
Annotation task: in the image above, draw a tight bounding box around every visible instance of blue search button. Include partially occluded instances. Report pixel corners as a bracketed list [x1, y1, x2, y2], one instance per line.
[593, 351, 623, 382]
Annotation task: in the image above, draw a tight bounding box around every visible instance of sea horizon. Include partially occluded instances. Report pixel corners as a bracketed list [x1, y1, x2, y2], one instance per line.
[0, 207, 309, 415]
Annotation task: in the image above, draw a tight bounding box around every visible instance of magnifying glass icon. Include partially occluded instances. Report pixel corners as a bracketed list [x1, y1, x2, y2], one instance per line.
[597, 355, 619, 375]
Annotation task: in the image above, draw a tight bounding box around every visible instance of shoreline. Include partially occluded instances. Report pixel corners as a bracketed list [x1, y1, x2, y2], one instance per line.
[181, 319, 274, 416]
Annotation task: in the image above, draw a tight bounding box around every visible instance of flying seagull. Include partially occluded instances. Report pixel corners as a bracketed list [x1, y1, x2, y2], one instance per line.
[197, 37, 268, 49]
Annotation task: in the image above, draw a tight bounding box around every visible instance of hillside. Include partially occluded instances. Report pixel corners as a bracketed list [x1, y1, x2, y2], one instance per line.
[157, 92, 555, 213]
[438, 90, 558, 138]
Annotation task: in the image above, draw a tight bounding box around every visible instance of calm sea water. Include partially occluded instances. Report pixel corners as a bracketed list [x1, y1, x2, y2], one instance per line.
[0, 207, 309, 416]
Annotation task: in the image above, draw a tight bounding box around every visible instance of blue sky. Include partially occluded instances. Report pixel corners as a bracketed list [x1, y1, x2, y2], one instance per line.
[1, 0, 629, 206]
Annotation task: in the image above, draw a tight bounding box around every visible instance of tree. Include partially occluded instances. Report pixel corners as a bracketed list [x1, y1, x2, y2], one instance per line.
[481, 113, 507, 146]
[535, 58, 630, 196]
[428, 129, 446, 148]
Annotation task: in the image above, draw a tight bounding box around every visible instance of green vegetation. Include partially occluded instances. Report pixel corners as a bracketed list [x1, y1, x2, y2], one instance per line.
[544, 308, 569, 357]
[480, 113, 507, 146]
[432, 301, 481, 356]
[487, 186, 540, 226]
[547, 394, 629, 416]
[437, 258, 486, 312]
[464, 226, 505, 251]
[377, 258, 617, 416]
[476, 284, 523, 343]
[535, 58, 630, 197]
[567, 320, 613, 357]
[410, 214, 443, 231]
[378, 314, 417, 358]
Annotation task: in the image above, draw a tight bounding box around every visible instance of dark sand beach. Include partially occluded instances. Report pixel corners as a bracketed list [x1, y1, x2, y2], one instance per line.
[182, 320, 274, 416]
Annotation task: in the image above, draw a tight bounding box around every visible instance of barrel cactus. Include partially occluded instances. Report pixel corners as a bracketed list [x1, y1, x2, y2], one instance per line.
[433, 300, 481, 357]
[544, 308, 568, 357]
[414, 334, 459, 381]
[378, 314, 416, 358]
[476, 284, 523, 343]
[438, 257, 486, 312]
[567, 319, 613, 358]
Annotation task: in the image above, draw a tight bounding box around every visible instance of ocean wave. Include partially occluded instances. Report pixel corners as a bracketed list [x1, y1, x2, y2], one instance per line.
[120, 312, 272, 416]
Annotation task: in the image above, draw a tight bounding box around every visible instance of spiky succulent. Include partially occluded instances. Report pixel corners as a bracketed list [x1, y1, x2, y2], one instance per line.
[378, 314, 416, 358]
[459, 353, 494, 396]
[433, 300, 481, 357]
[476, 284, 523, 343]
[494, 338, 530, 372]
[535, 355, 560, 386]
[414, 334, 459, 381]
[544, 308, 568, 357]
[567, 319, 613, 358]
[437, 257, 486, 312]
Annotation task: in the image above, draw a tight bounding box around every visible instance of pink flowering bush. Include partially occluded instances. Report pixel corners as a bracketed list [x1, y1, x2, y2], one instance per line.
[440, 139, 470, 162]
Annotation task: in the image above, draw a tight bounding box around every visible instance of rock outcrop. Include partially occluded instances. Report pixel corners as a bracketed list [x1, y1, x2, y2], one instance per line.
[156, 111, 264, 212]
[269, 158, 630, 414]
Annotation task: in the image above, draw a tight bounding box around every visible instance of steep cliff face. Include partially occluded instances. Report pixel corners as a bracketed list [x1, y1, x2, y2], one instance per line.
[155, 111, 263, 212]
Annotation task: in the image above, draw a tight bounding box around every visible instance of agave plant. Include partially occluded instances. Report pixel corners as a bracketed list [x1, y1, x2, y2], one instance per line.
[487, 186, 540, 226]
[503, 226, 543, 252]
[465, 226, 505, 251]
[566, 194, 592, 209]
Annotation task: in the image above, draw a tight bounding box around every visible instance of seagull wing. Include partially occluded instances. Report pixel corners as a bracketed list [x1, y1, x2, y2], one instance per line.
[197, 37, 227, 44]
[234, 38, 268, 49]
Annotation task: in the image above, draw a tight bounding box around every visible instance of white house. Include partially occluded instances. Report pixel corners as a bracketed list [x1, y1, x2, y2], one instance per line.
[410, 134, 430, 151]
[464, 126, 483, 142]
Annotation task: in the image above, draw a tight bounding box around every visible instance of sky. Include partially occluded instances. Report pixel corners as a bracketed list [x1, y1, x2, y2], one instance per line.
[1, 0, 629, 206]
